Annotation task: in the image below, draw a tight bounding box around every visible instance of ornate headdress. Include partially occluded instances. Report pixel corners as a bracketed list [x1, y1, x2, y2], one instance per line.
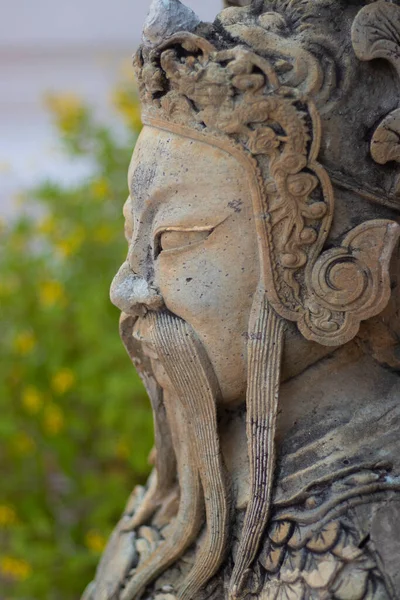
[136, 0, 400, 346]
[131, 1, 400, 598]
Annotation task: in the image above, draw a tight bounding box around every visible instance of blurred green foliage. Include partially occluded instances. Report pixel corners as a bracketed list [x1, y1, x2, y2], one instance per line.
[0, 82, 153, 598]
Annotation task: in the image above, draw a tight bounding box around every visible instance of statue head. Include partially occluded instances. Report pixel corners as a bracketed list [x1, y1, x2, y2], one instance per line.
[109, 2, 400, 599]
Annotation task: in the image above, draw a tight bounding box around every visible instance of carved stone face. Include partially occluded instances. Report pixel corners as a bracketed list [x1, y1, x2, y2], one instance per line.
[93, 4, 400, 600]
[119, 126, 260, 403]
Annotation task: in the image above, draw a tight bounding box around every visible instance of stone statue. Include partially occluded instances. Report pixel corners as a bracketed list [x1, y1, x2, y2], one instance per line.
[84, 1, 400, 598]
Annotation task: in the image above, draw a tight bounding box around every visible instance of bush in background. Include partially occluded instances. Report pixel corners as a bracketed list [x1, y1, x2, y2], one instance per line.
[0, 82, 153, 599]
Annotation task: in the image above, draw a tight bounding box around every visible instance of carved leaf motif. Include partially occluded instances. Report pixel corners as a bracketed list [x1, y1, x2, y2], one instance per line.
[260, 545, 286, 573]
[280, 548, 307, 580]
[370, 108, 400, 165]
[287, 525, 312, 550]
[352, 3, 400, 171]
[247, 127, 280, 155]
[332, 541, 364, 563]
[306, 521, 340, 554]
[302, 553, 339, 589]
[330, 564, 369, 600]
[286, 173, 318, 198]
[260, 580, 305, 600]
[352, 1, 400, 77]
[268, 520, 294, 546]
[232, 73, 265, 92]
[275, 581, 305, 600]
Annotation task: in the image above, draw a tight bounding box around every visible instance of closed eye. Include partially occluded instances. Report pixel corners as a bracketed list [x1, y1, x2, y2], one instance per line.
[154, 227, 214, 258]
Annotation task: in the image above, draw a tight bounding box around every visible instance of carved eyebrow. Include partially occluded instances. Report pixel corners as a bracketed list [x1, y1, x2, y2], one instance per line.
[153, 216, 231, 243]
[153, 225, 216, 259]
[153, 224, 216, 237]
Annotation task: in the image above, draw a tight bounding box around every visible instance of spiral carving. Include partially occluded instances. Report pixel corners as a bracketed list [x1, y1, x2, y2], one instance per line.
[299, 221, 400, 346]
[313, 253, 368, 310]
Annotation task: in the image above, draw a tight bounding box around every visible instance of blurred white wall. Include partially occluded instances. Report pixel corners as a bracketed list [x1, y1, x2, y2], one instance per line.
[0, 0, 221, 217]
[0, 0, 218, 48]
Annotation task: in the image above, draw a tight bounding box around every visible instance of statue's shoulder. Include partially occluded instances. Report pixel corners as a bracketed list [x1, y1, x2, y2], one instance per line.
[89, 462, 400, 600]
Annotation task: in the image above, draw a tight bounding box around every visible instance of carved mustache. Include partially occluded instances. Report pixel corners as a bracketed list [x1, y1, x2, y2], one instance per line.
[119, 313, 177, 531]
[120, 311, 230, 600]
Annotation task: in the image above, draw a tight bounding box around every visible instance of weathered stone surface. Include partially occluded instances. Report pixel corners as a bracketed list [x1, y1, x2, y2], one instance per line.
[142, 0, 200, 48]
[86, 1, 400, 599]
[92, 527, 137, 600]
[371, 500, 400, 596]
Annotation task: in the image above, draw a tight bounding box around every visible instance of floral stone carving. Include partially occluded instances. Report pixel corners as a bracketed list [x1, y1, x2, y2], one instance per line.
[83, 1, 400, 599]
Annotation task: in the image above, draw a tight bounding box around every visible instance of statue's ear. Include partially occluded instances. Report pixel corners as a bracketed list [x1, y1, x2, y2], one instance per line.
[299, 220, 400, 346]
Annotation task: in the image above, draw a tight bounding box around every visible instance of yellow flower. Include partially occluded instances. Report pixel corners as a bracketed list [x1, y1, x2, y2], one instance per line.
[43, 404, 65, 435]
[51, 368, 75, 395]
[93, 224, 114, 244]
[21, 386, 43, 414]
[44, 92, 85, 134]
[39, 280, 66, 308]
[13, 331, 36, 355]
[91, 177, 110, 200]
[37, 215, 56, 236]
[12, 432, 36, 455]
[0, 556, 32, 581]
[0, 505, 18, 527]
[55, 227, 85, 258]
[85, 530, 107, 554]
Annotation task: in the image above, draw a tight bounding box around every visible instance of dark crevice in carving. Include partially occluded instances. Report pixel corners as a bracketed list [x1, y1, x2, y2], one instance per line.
[358, 532, 371, 550]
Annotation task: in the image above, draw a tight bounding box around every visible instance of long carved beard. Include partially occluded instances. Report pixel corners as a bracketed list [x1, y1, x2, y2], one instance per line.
[120, 295, 285, 600]
[121, 312, 229, 600]
[119, 313, 177, 531]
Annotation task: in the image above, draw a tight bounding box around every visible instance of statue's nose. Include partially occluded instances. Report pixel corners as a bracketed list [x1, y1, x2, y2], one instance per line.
[110, 262, 164, 317]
